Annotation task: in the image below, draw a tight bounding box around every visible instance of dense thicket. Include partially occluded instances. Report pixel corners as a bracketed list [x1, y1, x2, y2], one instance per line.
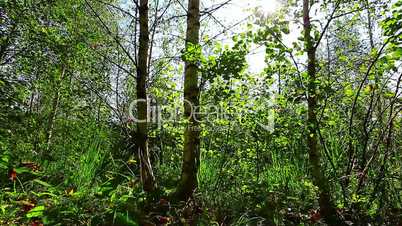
[0, 0, 401, 225]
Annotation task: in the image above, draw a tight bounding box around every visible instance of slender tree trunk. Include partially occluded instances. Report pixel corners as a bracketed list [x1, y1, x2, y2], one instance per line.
[44, 65, 66, 153]
[361, 0, 375, 167]
[28, 92, 35, 114]
[278, 68, 281, 95]
[366, 0, 374, 49]
[136, 0, 156, 192]
[302, 0, 340, 224]
[176, 0, 201, 200]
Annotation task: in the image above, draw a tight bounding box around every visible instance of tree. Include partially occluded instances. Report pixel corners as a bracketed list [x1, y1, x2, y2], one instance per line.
[136, 0, 156, 192]
[176, 0, 201, 200]
[302, 0, 340, 224]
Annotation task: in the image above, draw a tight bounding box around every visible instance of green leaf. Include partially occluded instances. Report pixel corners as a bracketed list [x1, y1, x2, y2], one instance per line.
[33, 179, 53, 187]
[344, 87, 354, 97]
[26, 205, 45, 218]
[392, 48, 402, 58]
[15, 167, 32, 174]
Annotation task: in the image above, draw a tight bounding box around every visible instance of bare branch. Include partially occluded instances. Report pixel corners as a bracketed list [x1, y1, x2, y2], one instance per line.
[85, 0, 137, 66]
[314, 0, 341, 50]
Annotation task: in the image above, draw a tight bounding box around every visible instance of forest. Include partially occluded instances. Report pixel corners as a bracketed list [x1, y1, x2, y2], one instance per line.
[0, 0, 401, 225]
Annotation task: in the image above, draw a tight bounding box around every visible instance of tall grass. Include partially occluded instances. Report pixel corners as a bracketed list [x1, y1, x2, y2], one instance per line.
[72, 137, 107, 190]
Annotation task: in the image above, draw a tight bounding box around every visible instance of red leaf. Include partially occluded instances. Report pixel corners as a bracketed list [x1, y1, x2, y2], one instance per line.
[8, 168, 17, 181]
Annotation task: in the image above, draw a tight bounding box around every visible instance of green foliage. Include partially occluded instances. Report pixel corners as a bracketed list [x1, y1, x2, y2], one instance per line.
[201, 40, 249, 81]
[182, 43, 203, 64]
[0, 0, 401, 225]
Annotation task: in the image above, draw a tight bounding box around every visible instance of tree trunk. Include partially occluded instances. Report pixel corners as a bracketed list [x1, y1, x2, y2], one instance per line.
[365, 0, 374, 49]
[302, 0, 340, 224]
[44, 65, 66, 154]
[176, 0, 201, 200]
[136, 0, 156, 192]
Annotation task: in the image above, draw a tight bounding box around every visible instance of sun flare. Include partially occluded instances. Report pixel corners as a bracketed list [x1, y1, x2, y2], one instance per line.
[256, 0, 281, 14]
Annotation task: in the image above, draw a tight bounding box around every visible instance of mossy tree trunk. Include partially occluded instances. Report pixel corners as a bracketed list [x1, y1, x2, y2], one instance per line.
[303, 0, 340, 224]
[176, 0, 201, 200]
[136, 0, 156, 192]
